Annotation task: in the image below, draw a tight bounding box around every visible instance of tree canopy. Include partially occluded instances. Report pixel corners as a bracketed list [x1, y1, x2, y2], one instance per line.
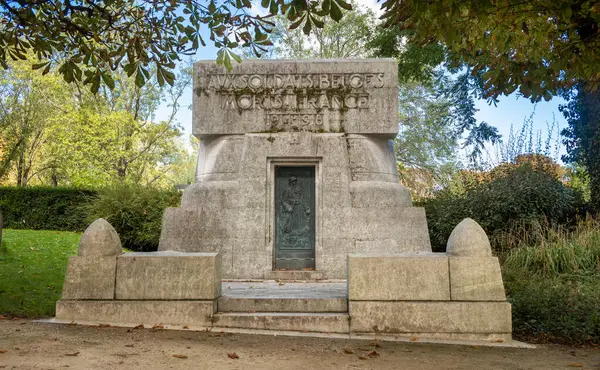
[379, 0, 600, 101]
[0, 0, 349, 92]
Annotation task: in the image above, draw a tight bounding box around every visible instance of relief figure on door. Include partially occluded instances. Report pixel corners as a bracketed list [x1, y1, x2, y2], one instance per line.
[279, 176, 311, 249]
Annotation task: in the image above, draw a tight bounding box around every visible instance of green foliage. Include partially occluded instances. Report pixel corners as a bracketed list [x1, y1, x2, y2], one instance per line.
[506, 274, 600, 344]
[561, 85, 600, 212]
[0, 229, 80, 317]
[0, 58, 192, 188]
[252, 1, 376, 60]
[422, 159, 579, 251]
[84, 185, 181, 252]
[0, 0, 347, 91]
[502, 222, 600, 343]
[379, 0, 600, 101]
[0, 187, 94, 231]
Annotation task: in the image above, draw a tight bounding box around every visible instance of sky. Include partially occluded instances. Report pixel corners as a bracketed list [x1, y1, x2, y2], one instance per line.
[154, 0, 568, 161]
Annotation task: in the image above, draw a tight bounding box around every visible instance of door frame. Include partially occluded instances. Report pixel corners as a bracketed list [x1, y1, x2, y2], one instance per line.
[267, 157, 322, 271]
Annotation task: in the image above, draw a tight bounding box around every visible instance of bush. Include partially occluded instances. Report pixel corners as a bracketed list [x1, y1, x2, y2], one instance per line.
[84, 185, 181, 251]
[420, 161, 581, 251]
[0, 187, 95, 231]
[502, 221, 600, 344]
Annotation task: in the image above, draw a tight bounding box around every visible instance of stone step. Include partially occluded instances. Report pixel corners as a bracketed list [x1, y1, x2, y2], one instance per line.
[212, 312, 350, 333]
[218, 296, 348, 313]
[263, 270, 326, 281]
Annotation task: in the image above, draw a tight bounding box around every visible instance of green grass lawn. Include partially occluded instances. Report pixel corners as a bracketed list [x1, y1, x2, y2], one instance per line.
[0, 229, 80, 318]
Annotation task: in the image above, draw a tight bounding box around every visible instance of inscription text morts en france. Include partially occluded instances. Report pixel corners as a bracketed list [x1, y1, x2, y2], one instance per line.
[193, 60, 399, 136]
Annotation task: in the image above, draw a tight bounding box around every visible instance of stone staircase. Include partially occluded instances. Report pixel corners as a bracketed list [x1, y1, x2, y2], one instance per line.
[213, 281, 350, 334]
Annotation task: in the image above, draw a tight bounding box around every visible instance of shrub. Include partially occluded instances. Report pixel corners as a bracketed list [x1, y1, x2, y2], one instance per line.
[502, 221, 600, 344]
[420, 161, 581, 251]
[0, 187, 95, 231]
[84, 185, 181, 251]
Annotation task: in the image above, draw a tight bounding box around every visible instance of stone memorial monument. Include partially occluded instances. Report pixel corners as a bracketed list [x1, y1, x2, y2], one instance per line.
[56, 59, 513, 344]
[159, 59, 431, 279]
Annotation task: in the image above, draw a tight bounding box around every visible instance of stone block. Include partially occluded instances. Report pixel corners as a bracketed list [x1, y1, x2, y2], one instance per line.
[213, 312, 350, 333]
[193, 59, 399, 136]
[56, 300, 216, 327]
[447, 218, 492, 257]
[78, 218, 122, 257]
[115, 252, 221, 300]
[349, 301, 512, 334]
[347, 135, 399, 182]
[349, 181, 411, 208]
[61, 257, 116, 300]
[449, 257, 506, 301]
[348, 253, 450, 301]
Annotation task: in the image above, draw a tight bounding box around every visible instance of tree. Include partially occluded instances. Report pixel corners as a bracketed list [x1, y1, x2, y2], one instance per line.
[379, 0, 600, 101]
[0, 58, 193, 188]
[561, 86, 600, 211]
[0, 58, 70, 186]
[263, 2, 376, 59]
[368, 25, 501, 166]
[0, 0, 348, 92]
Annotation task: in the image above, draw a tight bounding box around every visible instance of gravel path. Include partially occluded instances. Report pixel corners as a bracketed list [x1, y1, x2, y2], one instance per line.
[1, 319, 599, 369]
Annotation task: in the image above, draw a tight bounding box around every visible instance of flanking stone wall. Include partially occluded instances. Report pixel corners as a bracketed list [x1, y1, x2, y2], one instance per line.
[347, 220, 512, 341]
[56, 220, 221, 328]
[347, 253, 511, 341]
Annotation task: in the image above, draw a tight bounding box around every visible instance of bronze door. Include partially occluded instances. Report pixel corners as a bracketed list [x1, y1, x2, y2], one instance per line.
[274, 166, 316, 270]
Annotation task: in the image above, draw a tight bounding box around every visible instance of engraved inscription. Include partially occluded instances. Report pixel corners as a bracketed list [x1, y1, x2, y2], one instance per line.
[197, 71, 386, 131]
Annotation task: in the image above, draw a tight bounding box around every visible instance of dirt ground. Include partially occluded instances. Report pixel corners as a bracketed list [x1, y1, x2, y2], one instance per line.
[0, 320, 599, 370]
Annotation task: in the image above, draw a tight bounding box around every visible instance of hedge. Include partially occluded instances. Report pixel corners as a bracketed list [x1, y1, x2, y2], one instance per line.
[0, 187, 95, 231]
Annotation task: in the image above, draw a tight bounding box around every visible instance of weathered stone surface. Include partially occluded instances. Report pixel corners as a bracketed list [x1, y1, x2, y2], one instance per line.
[218, 297, 347, 313]
[449, 257, 506, 301]
[212, 312, 350, 333]
[349, 301, 512, 334]
[61, 257, 116, 300]
[193, 60, 399, 136]
[56, 300, 215, 327]
[446, 218, 492, 257]
[348, 253, 450, 301]
[78, 218, 122, 257]
[115, 252, 221, 300]
[158, 59, 435, 279]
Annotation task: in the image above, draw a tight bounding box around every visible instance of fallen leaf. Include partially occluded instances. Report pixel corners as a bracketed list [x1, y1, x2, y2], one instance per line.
[343, 347, 354, 354]
[358, 355, 367, 360]
[125, 344, 134, 348]
[368, 350, 379, 358]
[495, 339, 505, 343]
[566, 365, 584, 368]
[134, 324, 144, 329]
[172, 354, 188, 359]
[410, 337, 418, 342]
[97, 324, 110, 328]
[227, 352, 239, 359]
[278, 282, 285, 286]
[64, 352, 80, 357]
[182, 326, 189, 329]
[369, 341, 381, 348]
[0, 350, 8, 353]
[152, 324, 164, 329]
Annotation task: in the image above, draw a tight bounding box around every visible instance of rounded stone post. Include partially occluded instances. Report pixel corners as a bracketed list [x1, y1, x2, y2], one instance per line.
[446, 218, 492, 257]
[78, 218, 122, 257]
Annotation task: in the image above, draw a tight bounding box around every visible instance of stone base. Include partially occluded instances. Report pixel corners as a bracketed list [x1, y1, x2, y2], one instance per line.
[56, 300, 216, 327]
[212, 312, 350, 333]
[349, 301, 512, 334]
